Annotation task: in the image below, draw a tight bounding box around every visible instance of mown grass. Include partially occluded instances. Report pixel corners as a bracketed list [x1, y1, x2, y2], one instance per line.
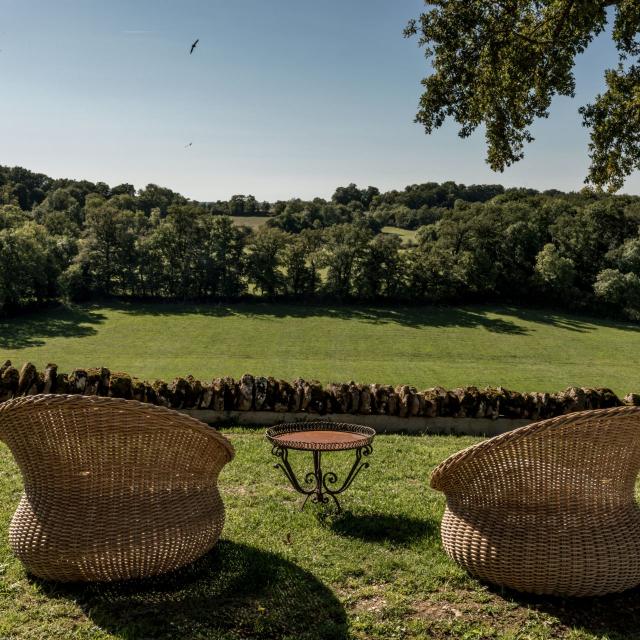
[1, 430, 639, 639]
[2, 302, 640, 394]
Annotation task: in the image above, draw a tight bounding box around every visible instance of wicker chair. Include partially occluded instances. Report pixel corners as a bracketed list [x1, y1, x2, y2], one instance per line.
[431, 406, 640, 597]
[0, 394, 234, 582]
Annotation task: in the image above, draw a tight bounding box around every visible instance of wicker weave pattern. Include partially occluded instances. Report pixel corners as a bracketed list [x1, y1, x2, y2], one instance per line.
[431, 406, 640, 596]
[0, 394, 234, 582]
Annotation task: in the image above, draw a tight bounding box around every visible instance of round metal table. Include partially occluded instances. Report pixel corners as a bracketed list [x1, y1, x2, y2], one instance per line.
[266, 422, 375, 511]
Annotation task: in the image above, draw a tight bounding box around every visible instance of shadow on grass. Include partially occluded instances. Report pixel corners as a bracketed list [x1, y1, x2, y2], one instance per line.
[6, 300, 640, 354]
[98, 299, 640, 334]
[34, 540, 347, 640]
[496, 584, 640, 639]
[0, 306, 106, 350]
[328, 512, 438, 545]
[500, 305, 640, 334]
[105, 300, 530, 334]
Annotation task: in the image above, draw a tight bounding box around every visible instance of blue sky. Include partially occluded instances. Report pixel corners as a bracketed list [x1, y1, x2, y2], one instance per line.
[1, 0, 637, 200]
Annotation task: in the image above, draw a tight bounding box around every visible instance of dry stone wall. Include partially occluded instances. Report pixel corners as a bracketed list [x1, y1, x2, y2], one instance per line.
[1, 360, 636, 420]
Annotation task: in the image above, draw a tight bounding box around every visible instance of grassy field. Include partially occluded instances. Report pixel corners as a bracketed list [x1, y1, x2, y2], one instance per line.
[2, 302, 640, 393]
[1, 430, 639, 640]
[230, 216, 270, 229]
[381, 226, 418, 246]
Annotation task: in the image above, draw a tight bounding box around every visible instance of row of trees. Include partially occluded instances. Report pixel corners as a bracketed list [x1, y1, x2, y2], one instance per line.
[3, 164, 640, 320]
[265, 181, 508, 232]
[3, 191, 640, 320]
[0, 165, 568, 234]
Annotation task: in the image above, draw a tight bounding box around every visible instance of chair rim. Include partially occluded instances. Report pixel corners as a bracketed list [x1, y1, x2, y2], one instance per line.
[0, 393, 235, 461]
[430, 405, 640, 491]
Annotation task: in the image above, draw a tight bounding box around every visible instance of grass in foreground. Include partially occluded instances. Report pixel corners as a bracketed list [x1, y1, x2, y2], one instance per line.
[2, 302, 640, 394]
[1, 431, 640, 639]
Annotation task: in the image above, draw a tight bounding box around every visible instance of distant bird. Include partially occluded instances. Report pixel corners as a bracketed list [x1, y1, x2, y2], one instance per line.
[185, 142, 193, 148]
[189, 39, 199, 54]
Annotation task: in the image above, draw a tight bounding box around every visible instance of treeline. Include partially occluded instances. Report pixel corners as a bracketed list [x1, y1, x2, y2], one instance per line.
[264, 181, 506, 232]
[2, 165, 640, 320]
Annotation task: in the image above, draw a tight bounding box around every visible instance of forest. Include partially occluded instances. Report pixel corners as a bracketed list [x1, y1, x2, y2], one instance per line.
[2, 164, 640, 320]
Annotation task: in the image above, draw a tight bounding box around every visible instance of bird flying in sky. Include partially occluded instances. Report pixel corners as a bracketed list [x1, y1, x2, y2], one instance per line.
[189, 39, 199, 54]
[185, 142, 193, 148]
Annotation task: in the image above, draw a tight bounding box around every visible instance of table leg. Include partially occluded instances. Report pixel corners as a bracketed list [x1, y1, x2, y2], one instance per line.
[312, 450, 324, 507]
[271, 444, 373, 512]
[271, 445, 314, 497]
[321, 445, 372, 512]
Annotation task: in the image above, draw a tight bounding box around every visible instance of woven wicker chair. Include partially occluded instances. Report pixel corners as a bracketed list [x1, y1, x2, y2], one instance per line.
[0, 394, 234, 582]
[431, 406, 640, 597]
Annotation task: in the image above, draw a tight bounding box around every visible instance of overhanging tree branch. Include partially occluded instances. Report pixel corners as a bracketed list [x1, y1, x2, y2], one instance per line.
[407, 0, 639, 190]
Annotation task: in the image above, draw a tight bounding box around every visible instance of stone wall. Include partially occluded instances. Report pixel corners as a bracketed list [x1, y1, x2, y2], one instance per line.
[1, 360, 637, 420]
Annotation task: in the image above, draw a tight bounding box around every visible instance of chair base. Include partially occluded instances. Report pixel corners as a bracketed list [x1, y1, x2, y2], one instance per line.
[9, 493, 225, 582]
[441, 505, 640, 597]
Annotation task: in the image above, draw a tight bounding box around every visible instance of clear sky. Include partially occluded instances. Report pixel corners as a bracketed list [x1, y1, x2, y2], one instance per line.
[1, 0, 638, 200]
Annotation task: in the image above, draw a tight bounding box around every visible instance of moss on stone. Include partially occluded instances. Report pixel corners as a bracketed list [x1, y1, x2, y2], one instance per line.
[109, 372, 133, 399]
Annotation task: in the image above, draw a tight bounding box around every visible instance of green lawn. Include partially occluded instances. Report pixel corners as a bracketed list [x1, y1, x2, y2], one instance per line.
[2, 302, 640, 394]
[1, 430, 639, 639]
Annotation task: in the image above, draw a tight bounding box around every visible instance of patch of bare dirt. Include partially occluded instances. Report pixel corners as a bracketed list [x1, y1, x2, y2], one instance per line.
[411, 588, 543, 631]
[337, 583, 388, 616]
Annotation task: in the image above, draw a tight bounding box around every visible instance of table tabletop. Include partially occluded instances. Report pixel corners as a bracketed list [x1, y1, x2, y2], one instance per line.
[266, 422, 376, 451]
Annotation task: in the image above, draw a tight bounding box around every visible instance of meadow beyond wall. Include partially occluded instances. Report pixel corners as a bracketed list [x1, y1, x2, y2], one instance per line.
[2, 361, 638, 434]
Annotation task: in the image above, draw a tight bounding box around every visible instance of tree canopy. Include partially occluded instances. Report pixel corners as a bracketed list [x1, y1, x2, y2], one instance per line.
[405, 0, 640, 191]
[4, 164, 640, 321]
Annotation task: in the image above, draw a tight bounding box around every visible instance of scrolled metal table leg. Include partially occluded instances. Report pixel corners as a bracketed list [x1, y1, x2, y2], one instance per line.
[321, 444, 373, 512]
[271, 443, 373, 512]
[271, 444, 315, 497]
